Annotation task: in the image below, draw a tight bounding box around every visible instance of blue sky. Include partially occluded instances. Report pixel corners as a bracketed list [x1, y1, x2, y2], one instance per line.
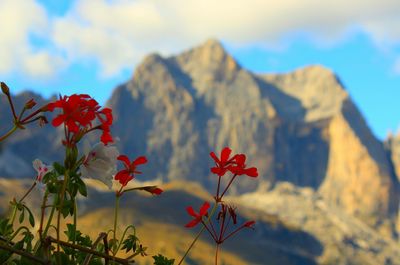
[1, 0, 400, 140]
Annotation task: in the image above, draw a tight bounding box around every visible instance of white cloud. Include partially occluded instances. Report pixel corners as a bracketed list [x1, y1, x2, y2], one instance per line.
[0, 0, 64, 78]
[47, 0, 400, 76]
[4, 0, 400, 78]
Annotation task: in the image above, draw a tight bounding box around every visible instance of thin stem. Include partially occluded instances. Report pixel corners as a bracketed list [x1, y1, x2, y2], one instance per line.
[115, 225, 135, 254]
[18, 181, 37, 203]
[209, 216, 218, 239]
[215, 244, 220, 265]
[56, 171, 69, 256]
[216, 176, 222, 200]
[34, 194, 56, 254]
[73, 199, 77, 245]
[42, 195, 57, 237]
[201, 220, 218, 242]
[9, 226, 30, 241]
[46, 236, 129, 265]
[0, 125, 17, 142]
[219, 174, 237, 199]
[113, 194, 121, 256]
[218, 213, 225, 243]
[38, 191, 49, 238]
[20, 107, 45, 124]
[83, 233, 107, 265]
[177, 202, 218, 265]
[5, 93, 18, 121]
[221, 224, 246, 242]
[222, 213, 232, 237]
[0, 242, 49, 265]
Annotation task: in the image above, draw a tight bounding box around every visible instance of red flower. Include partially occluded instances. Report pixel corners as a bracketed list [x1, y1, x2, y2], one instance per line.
[229, 154, 258, 177]
[210, 147, 236, 176]
[47, 94, 113, 145]
[185, 201, 210, 228]
[115, 155, 147, 187]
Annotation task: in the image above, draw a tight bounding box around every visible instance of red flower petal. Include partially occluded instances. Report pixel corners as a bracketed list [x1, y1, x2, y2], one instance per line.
[117, 155, 131, 170]
[235, 154, 246, 165]
[210, 151, 220, 163]
[245, 167, 258, 177]
[100, 127, 113, 145]
[220, 147, 232, 162]
[186, 206, 198, 218]
[114, 170, 132, 187]
[185, 219, 200, 228]
[199, 201, 210, 216]
[133, 156, 147, 166]
[51, 115, 65, 127]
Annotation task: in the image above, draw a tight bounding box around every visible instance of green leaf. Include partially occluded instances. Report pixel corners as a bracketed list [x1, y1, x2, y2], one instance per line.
[68, 179, 78, 198]
[122, 234, 139, 253]
[18, 208, 25, 224]
[53, 162, 65, 175]
[0, 218, 13, 236]
[23, 205, 35, 227]
[61, 199, 74, 218]
[77, 177, 87, 197]
[41, 171, 54, 183]
[153, 254, 175, 265]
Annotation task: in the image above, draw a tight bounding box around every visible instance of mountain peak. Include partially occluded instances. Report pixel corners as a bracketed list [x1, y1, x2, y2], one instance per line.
[172, 39, 240, 84]
[197, 38, 225, 53]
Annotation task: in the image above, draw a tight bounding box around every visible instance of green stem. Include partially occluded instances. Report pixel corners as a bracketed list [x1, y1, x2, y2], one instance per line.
[113, 195, 120, 256]
[42, 195, 57, 238]
[177, 202, 218, 265]
[9, 203, 17, 227]
[56, 171, 69, 260]
[73, 199, 77, 244]
[0, 125, 17, 142]
[71, 199, 78, 262]
[115, 225, 135, 254]
[9, 226, 30, 241]
[38, 191, 49, 238]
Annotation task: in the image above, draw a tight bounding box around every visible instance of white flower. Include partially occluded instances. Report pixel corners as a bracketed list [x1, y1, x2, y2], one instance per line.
[32, 159, 53, 182]
[80, 142, 119, 189]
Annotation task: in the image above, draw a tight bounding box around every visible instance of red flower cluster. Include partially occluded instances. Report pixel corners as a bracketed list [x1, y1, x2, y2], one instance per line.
[47, 94, 113, 145]
[210, 147, 258, 178]
[210, 147, 258, 202]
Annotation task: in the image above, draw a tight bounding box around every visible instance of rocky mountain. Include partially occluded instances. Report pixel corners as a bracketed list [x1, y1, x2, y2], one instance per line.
[108, 39, 399, 235]
[1, 39, 400, 263]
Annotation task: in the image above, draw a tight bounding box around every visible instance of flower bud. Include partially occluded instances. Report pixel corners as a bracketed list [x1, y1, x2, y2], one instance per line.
[1, 82, 10, 95]
[38, 116, 48, 127]
[24, 99, 37, 109]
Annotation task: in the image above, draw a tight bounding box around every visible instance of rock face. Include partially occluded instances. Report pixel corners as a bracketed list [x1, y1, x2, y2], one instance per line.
[108, 39, 399, 234]
[236, 182, 400, 265]
[0, 39, 399, 238]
